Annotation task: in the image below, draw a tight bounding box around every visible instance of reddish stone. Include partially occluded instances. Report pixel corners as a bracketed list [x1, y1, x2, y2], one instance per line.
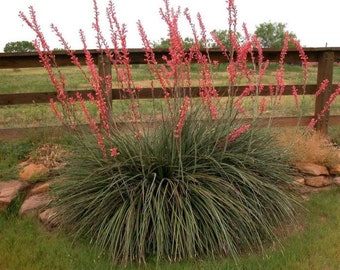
[28, 181, 52, 196]
[333, 177, 340, 187]
[19, 193, 52, 216]
[295, 162, 329, 176]
[39, 208, 59, 229]
[0, 180, 28, 210]
[19, 163, 49, 182]
[304, 176, 332, 188]
[329, 164, 340, 175]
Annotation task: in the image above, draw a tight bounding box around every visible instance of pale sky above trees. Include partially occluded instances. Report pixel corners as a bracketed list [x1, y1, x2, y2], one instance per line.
[0, 0, 338, 52]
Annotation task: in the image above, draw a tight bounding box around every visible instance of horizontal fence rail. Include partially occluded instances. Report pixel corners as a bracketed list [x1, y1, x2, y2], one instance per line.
[1, 47, 340, 137]
[0, 85, 331, 106]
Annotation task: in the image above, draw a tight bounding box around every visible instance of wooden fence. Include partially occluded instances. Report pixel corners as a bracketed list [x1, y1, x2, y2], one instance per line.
[1, 47, 340, 136]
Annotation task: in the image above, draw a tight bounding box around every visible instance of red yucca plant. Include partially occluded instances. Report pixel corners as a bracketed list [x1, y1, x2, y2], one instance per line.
[19, 0, 340, 265]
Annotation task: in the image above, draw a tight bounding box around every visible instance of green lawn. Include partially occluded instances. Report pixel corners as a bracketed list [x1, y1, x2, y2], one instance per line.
[0, 63, 320, 94]
[1, 187, 340, 269]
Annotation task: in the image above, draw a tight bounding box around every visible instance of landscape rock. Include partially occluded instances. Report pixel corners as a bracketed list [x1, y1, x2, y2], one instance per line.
[0, 180, 29, 210]
[19, 193, 52, 216]
[333, 177, 340, 187]
[28, 181, 52, 196]
[335, 150, 340, 160]
[19, 163, 49, 182]
[295, 162, 329, 176]
[304, 176, 332, 188]
[39, 207, 59, 229]
[329, 164, 340, 175]
[293, 177, 305, 185]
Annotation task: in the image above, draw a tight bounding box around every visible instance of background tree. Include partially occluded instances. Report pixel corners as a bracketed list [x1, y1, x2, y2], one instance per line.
[210, 29, 243, 48]
[152, 37, 170, 48]
[152, 37, 196, 49]
[152, 30, 243, 49]
[3, 41, 35, 53]
[254, 22, 297, 48]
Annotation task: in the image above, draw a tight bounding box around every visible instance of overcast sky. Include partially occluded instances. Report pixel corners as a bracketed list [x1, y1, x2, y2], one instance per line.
[0, 0, 338, 52]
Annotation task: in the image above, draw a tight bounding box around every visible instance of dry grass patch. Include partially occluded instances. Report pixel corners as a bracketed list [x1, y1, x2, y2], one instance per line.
[276, 128, 340, 167]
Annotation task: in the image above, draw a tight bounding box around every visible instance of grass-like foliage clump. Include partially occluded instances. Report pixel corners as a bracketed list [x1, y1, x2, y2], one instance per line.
[53, 115, 297, 263]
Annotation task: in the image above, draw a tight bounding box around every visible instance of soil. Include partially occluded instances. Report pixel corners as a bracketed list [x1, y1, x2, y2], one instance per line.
[0, 128, 30, 140]
[0, 126, 66, 141]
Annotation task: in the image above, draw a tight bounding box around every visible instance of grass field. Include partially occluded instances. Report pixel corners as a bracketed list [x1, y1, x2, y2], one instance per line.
[0, 63, 315, 94]
[1, 63, 340, 129]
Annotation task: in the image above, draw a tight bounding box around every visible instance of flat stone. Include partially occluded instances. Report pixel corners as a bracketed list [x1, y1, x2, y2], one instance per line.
[39, 208, 59, 229]
[335, 150, 340, 160]
[304, 176, 332, 188]
[0, 180, 29, 210]
[329, 164, 340, 175]
[19, 193, 52, 216]
[294, 177, 305, 185]
[333, 177, 340, 187]
[28, 181, 52, 196]
[19, 163, 49, 182]
[295, 162, 329, 176]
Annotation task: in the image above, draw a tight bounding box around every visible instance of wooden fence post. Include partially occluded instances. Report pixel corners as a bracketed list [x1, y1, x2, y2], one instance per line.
[98, 54, 112, 105]
[98, 54, 113, 125]
[314, 51, 334, 134]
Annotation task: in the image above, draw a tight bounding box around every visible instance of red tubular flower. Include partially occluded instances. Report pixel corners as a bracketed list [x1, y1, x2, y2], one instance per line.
[211, 30, 228, 56]
[307, 118, 317, 130]
[184, 8, 199, 46]
[227, 0, 237, 34]
[292, 85, 299, 107]
[279, 33, 289, 66]
[110, 147, 120, 157]
[315, 79, 329, 97]
[259, 97, 267, 113]
[237, 83, 255, 101]
[174, 96, 190, 139]
[317, 83, 340, 120]
[228, 124, 251, 143]
[197, 13, 207, 48]
[276, 67, 285, 100]
[77, 93, 107, 158]
[227, 64, 237, 85]
[51, 24, 83, 70]
[233, 101, 247, 116]
[49, 99, 63, 122]
[19, 7, 50, 52]
[291, 38, 309, 85]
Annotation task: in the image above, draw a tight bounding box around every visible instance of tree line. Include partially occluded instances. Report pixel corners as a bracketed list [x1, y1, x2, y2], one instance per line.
[3, 22, 296, 52]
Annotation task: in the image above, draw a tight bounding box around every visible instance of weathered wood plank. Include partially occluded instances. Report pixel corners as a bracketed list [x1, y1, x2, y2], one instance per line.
[314, 51, 335, 134]
[2, 48, 340, 69]
[0, 84, 325, 106]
